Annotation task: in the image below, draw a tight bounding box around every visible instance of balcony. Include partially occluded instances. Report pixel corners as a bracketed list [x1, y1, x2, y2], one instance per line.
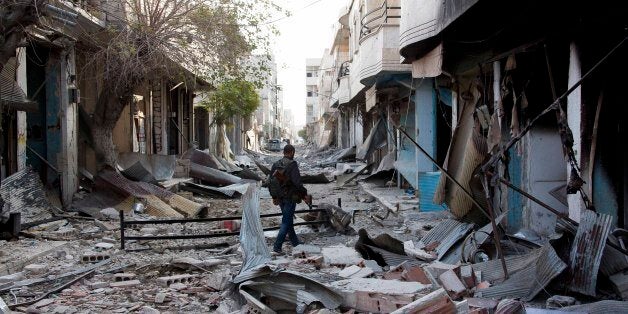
[355, 0, 411, 86]
[306, 76, 319, 86]
[399, 0, 478, 62]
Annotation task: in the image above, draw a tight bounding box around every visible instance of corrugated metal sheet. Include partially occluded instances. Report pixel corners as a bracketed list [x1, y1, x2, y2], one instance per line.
[475, 245, 566, 301]
[418, 171, 446, 212]
[600, 236, 628, 276]
[568, 209, 613, 296]
[117, 152, 176, 181]
[234, 184, 271, 283]
[419, 219, 474, 260]
[190, 162, 242, 186]
[471, 248, 545, 282]
[366, 245, 423, 267]
[181, 149, 225, 171]
[562, 300, 628, 313]
[0, 167, 55, 224]
[0, 57, 37, 112]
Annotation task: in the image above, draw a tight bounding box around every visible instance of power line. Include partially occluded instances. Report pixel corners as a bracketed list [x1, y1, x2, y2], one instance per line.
[260, 0, 326, 25]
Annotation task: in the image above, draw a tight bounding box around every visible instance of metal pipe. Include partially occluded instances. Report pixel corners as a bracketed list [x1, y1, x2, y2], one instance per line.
[120, 210, 125, 250]
[396, 126, 491, 219]
[26, 145, 59, 173]
[122, 220, 328, 241]
[493, 173, 628, 256]
[482, 174, 509, 279]
[121, 208, 326, 226]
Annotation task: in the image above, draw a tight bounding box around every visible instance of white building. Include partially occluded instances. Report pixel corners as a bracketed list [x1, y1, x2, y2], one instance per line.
[305, 58, 321, 124]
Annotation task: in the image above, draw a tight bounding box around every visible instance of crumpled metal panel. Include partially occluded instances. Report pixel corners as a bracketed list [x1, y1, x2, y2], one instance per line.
[119, 161, 156, 183]
[569, 209, 613, 296]
[474, 245, 566, 301]
[419, 219, 475, 260]
[562, 300, 628, 313]
[189, 162, 242, 187]
[241, 271, 343, 310]
[366, 245, 423, 267]
[117, 152, 176, 181]
[0, 167, 55, 224]
[356, 118, 387, 160]
[234, 183, 271, 283]
[181, 149, 225, 171]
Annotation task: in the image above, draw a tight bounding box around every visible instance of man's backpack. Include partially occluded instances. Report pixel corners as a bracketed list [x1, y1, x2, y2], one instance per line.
[267, 158, 295, 200]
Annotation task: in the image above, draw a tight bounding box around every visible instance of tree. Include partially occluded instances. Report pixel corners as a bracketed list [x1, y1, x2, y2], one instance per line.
[0, 0, 47, 73]
[198, 78, 259, 158]
[298, 128, 307, 141]
[78, 0, 283, 166]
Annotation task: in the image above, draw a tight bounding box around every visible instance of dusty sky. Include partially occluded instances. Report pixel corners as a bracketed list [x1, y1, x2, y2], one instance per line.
[271, 0, 347, 129]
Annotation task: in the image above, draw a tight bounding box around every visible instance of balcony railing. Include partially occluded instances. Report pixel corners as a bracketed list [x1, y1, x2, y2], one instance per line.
[360, 0, 401, 41]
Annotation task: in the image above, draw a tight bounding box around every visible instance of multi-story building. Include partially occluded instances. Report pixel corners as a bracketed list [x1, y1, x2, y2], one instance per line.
[305, 58, 321, 126]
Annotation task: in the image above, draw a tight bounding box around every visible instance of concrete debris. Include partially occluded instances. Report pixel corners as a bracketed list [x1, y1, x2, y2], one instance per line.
[547, 295, 577, 309]
[439, 269, 467, 299]
[338, 265, 374, 279]
[390, 288, 455, 314]
[0, 167, 57, 225]
[474, 245, 566, 301]
[330, 278, 431, 313]
[322, 245, 363, 266]
[99, 208, 119, 220]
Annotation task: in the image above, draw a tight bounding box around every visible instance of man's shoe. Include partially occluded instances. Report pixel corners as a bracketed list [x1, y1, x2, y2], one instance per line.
[292, 241, 305, 247]
[272, 248, 283, 256]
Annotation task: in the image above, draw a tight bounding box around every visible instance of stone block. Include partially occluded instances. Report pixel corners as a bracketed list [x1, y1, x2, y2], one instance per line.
[401, 265, 432, 285]
[114, 273, 136, 282]
[330, 278, 431, 312]
[321, 245, 363, 266]
[460, 265, 476, 288]
[95, 242, 115, 250]
[156, 274, 195, 287]
[439, 269, 467, 299]
[338, 265, 373, 279]
[88, 281, 109, 289]
[109, 280, 141, 288]
[292, 244, 322, 258]
[361, 259, 383, 273]
[81, 252, 111, 263]
[546, 295, 577, 309]
[205, 268, 230, 291]
[426, 261, 460, 279]
[24, 264, 47, 275]
[154, 292, 168, 304]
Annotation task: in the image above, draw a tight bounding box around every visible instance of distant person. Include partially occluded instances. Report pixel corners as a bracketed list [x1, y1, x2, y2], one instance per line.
[266, 144, 311, 254]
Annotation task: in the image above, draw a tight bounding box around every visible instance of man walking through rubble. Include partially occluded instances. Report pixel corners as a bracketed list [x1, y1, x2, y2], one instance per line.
[268, 144, 311, 254]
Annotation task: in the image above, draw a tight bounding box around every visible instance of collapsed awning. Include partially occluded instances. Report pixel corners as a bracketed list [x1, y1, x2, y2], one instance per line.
[412, 43, 443, 78]
[356, 118, 387, 160]
[0, 58, 37, 112]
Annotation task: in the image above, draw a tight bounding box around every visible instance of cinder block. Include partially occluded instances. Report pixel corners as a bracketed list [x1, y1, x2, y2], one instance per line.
[110, 279, 141, 288]
[114, 273, 136, 282]
[81, 252, 111, 263]
[24, 264, 47, 275]
[156, 274, 195, 287]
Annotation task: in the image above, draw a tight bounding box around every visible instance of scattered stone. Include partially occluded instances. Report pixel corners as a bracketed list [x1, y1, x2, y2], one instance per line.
[439, 269, 467, 299]
[546, 295, 577, 309]
[169, 282, 187, 290]
[100, 208, 120, 220]
[52, 305, 71, 313]
[101, 237, 116, 244]
[330, 278, 431, 313]
[205, 269, 230, 291]
[24, 264, 47, 275]
[155, 292, 168, 304]
[361, 259, 383, 273]
[322, 245, 363, 266]
[0, 271, 25, 284]
[32, 298, 55, 308]
[140, 227, 159, 235]
[138, 306, 160, 314]
[110, 280, 141, 288]
[338, 265, 374, 279]
[157, 274, 195, 287]
[95, 242, 115, 250]
[292, 244, 322, 258]
[114, 273, 136, 282]
[81, 252, 111, 263]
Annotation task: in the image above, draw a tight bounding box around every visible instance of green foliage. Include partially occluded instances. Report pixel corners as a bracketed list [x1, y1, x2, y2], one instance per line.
[201, 79, 260, 126]
[298, 128, 308, 141]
